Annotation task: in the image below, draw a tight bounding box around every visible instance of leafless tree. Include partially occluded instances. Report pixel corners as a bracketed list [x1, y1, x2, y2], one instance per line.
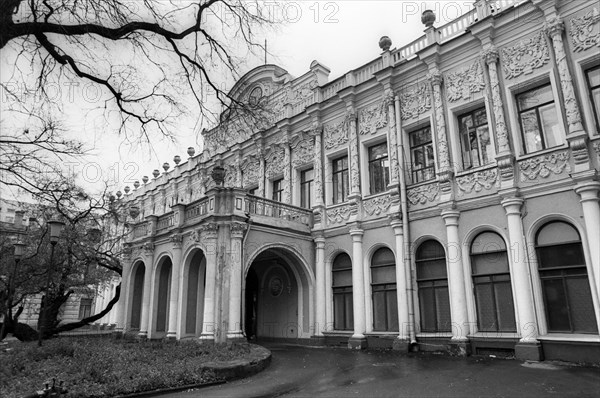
[1, 0, 272, 144]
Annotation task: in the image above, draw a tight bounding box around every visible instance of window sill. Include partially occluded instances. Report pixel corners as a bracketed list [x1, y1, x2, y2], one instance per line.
[322, 330, 353, 336]
[406, 179, 439, 189]
[538, 333, 600, 343]
[365, 331, 399, 336]
[362, 190, 392, 201]
[455, 163, 497, 177]
[468, 332, 520, 339]
[416, 332, 453, 338]
[516, 144, 569, 161]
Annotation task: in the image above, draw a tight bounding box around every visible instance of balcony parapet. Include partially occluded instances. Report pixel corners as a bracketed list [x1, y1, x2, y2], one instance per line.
[156, 211, 174, 232]
[244, 194, 313, 229]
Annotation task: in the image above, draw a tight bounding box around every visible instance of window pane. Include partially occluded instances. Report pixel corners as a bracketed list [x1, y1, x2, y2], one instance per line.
[387, 290, 399, 332]
[542, 278, 571, 332]
[518, 85, 553, 110]
[565, 276, 598, 333]
[417, 240, 446, 260]
[419, 287, 436, 332]
[587, 66, 600, 87]
[333, 253, 352, 270]
[435, 286, 452, 331]
[373, 291, 387, 331]
[333, 269, 353, 287]
[475, 283, 496, 331]
[472, 232, 507, 253]
[538, 243, 585, 268]
[539, 104, 561, 148]
[369, 143, 388, 160]
[477, 126, 492, 165]
[372, 248, 395, 266]
[472, 252, 510, 274]
[495, 282, 517, 332]
[520, 110, 543, 153]
[302, 168, 314, 182]
[334, 294, 346, 330]
[372, 265, 396, 284]
[537, 221, 580, 245]
[474, 108, 488, 126]
[592, 88, 600, 128]
[417, 259, 447, 280]
[345, 293, 354, 330]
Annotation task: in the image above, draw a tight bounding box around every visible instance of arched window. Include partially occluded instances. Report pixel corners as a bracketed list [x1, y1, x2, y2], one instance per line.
[470, 232, 516, 332]
[332, 253, 353, 331]
[536, 221, 598, 333]
[371, 248, 398, 332]
[416, 240, 451, 332]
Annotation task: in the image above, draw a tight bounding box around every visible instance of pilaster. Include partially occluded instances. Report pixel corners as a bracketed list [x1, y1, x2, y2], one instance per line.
[349, 226, 367, 349]
[428, 69, 453, 199]
[574, 179, 600, 300]
[390, 216, 410, 351]
[200, 223, 219, 341]
[314, 235, 327, 339]
[227, 222, 247, 340]
[138, 242, 155, 339]
[166, 233, 182, 339]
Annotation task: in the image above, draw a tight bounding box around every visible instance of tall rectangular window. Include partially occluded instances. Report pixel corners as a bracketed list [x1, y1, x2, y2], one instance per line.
[459, 108, 492, 169]
[517, 84, 561, 153]
[332, 156, 349, 204]
[272, 178, 283, 202]
[409, 127, 435, 184]
[300, 168, 314, 209]
[368, 142, 390, 194]
[586, 65, 600, 133]
[79, 298, 93, 320]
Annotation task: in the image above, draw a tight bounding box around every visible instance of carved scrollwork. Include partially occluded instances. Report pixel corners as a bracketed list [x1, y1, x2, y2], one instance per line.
[407, 183, 440, 205]
[142, 242, 155, 254]
[292, 138, 314, 167]
[501, 32, 550, 79]
[399, 83, 431, 121]
[327, 205, 352, 224]
[230, 222, 248, 238]
[445, 61, 486, 102]
[363, 194, 392, 216]
[323, 119, 348, 150]
[519, 151, 571, 181]
[265, 146, 285, 178]
[456, 169, 498, 195]
[242, 156, 260, 187]
[358, 101, 388, 135]
[594, 141, 600, 160]
[170, 233, 183, 248]
[199, 222, 219, 239]
[570, 7, 600, 52]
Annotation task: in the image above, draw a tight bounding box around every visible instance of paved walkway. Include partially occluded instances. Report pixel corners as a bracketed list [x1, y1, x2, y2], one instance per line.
[160, 343, 600, 398]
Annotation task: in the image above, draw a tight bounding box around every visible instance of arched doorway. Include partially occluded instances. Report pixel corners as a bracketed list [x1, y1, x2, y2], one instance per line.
[182, 249, 206, 337]
[154, 257, 172, 334]
[129, 261, 145, 330]
[244, 247, 312, 340]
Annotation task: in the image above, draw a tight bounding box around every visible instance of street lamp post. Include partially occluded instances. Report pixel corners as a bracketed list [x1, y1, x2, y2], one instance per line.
[38, 220, 65, 347]
[0, 240, 26, 340]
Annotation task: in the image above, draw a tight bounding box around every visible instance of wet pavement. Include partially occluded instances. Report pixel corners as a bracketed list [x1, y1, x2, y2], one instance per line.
[160, 343, 600, 398]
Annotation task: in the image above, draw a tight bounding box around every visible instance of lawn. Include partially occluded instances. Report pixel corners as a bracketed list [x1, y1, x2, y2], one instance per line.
[0, 336, 252, 397]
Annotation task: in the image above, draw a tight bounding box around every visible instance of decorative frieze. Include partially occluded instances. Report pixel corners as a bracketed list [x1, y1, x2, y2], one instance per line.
[170, 233, 183, 248]
[292, 138, 314, 167]
[358, 101, 388, 135]
[327, 205, 352, 224]
[501, 32, 550, 79]
[203, 119, 251, 156]
[230, 222, 248, 238]
[445, 61, 486, 102]
[570, 7, 600, 52]
[242, 156, 260, 187]
[265, 146, 285, 178]
[363, 194, 392, 216]
[399, 83, 431, 121]
[519, 151, 571, 181]
[428, 69, 451, 173]
[323, 119, 348, 150]
[456, 169, 498, 195]
[142, 242, 154, 255]
[481, 46, 510, 155]
[199, 222, 219, 239]
[407, 183, 440, 205]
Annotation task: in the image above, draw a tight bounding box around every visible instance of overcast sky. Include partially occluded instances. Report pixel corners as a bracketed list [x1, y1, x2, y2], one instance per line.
[2, 1, 475, 198]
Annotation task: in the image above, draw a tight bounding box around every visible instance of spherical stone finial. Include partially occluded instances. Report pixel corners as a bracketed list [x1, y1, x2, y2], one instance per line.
[124, 186, 130, 194]
[379, 36, 392, 51]
[116, 190, 122, 198]
[133, 180, 140, 189]
[187, 147, 195, 157]
[162, 162, 170, 172]
[152, 169, 160, 178]
[173, 155, 181, 165]
[142, 175, 149, 184]
[421, 9, 436, 27]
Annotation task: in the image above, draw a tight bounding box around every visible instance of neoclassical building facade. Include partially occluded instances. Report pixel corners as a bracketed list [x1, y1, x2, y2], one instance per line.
[113, 0, 600, 363]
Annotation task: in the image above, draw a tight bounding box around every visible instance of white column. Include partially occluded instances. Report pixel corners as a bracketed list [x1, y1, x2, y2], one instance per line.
[115, 273, 127, 332]
[138, 246, 154, 338]
[391, 219, 409, 341]
[227, 223, 246, 339]
[349, 227, 366, 347]
[575, 182, 600, 299]
[314, 236, 327, 336]
[501, 198, 539, 343]
[200, 227, 218, 340]
[441, 210, 469, 342]
[166, 237, 182, 339]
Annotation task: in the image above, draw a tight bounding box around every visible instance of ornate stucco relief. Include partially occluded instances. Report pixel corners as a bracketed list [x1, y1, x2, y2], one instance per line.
[456, 169, 498, 195]
[519, 151, 571, 181]
[358, 101, 388, 135]
[592, 141, 600, 160]
[399, 83, 431, 121]
[501, 32, 550, 79]
[324, 119, 348, 150]
[570, 8, 600, 52]
[242, 157, 260, 187]
[327, 205, 352, 224]
[363, 194, 392, 216]
[445, 61, 486, 102]
[265, 146, 285, 178]
[292, 138, 314, 167]
[203, 119, 251, 156]
[407, 183, 440, 205]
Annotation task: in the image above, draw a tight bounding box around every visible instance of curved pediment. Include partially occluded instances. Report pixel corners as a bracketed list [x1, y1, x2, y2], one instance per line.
[228, 64, 293, 105]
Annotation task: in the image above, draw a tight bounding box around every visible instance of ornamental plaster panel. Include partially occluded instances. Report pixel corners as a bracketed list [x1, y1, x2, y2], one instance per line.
[265, 147, 285, 178]
[363, 194, 392, 216]
[501, 32, 550, 79]
[358, 101, 388, 135]
[456, 169, 499, 196]
[399, 83, 431, 121]
[570, 7, 600, 52]
[323, 119, 348, 150]
[326, 205, 352, 225]
[292, 138, 315, 167]
[519, 151, 571, 181]
[445, 61, 486, 102]
[242, 157, 260, 187]
[407, 183, 440, 206]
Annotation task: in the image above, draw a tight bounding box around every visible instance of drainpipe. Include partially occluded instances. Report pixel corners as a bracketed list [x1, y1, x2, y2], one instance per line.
[395, 95, 417, 347]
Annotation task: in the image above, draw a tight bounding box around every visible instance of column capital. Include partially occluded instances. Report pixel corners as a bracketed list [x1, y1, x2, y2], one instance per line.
[389, 215, 403, 234]
[441, 209, 460, 226]
[544, 15, 565, 39]
[349, 228, 364, 240]
[170, 233, 183, 249]
[199, 222, 219, 240]
[501, 197, 524, 215]
[229, 221, 248, 238]
[574, 181, 600, 203]
[481, 46, 499, 65]
[383, 88, 395, 108]
[427, 68, 443, 87]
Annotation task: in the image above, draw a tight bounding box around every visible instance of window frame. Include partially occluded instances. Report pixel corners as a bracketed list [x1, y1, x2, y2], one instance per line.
[367, 142, 390, 194]
[585, 65, 600, 133]
[332, 253, 353, 331]
[271, 178, 283, 202]
[370, 247, 398, 332]
[458, 107, 492, 169]
[409, 126, 436, 184]
[300, 168, 314, 209]
[516, 84, 560, 154]
[332, 155, 349, 204]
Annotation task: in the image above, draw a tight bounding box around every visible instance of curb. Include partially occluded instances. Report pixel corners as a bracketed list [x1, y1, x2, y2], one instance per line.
[114, 344, 271, 398]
